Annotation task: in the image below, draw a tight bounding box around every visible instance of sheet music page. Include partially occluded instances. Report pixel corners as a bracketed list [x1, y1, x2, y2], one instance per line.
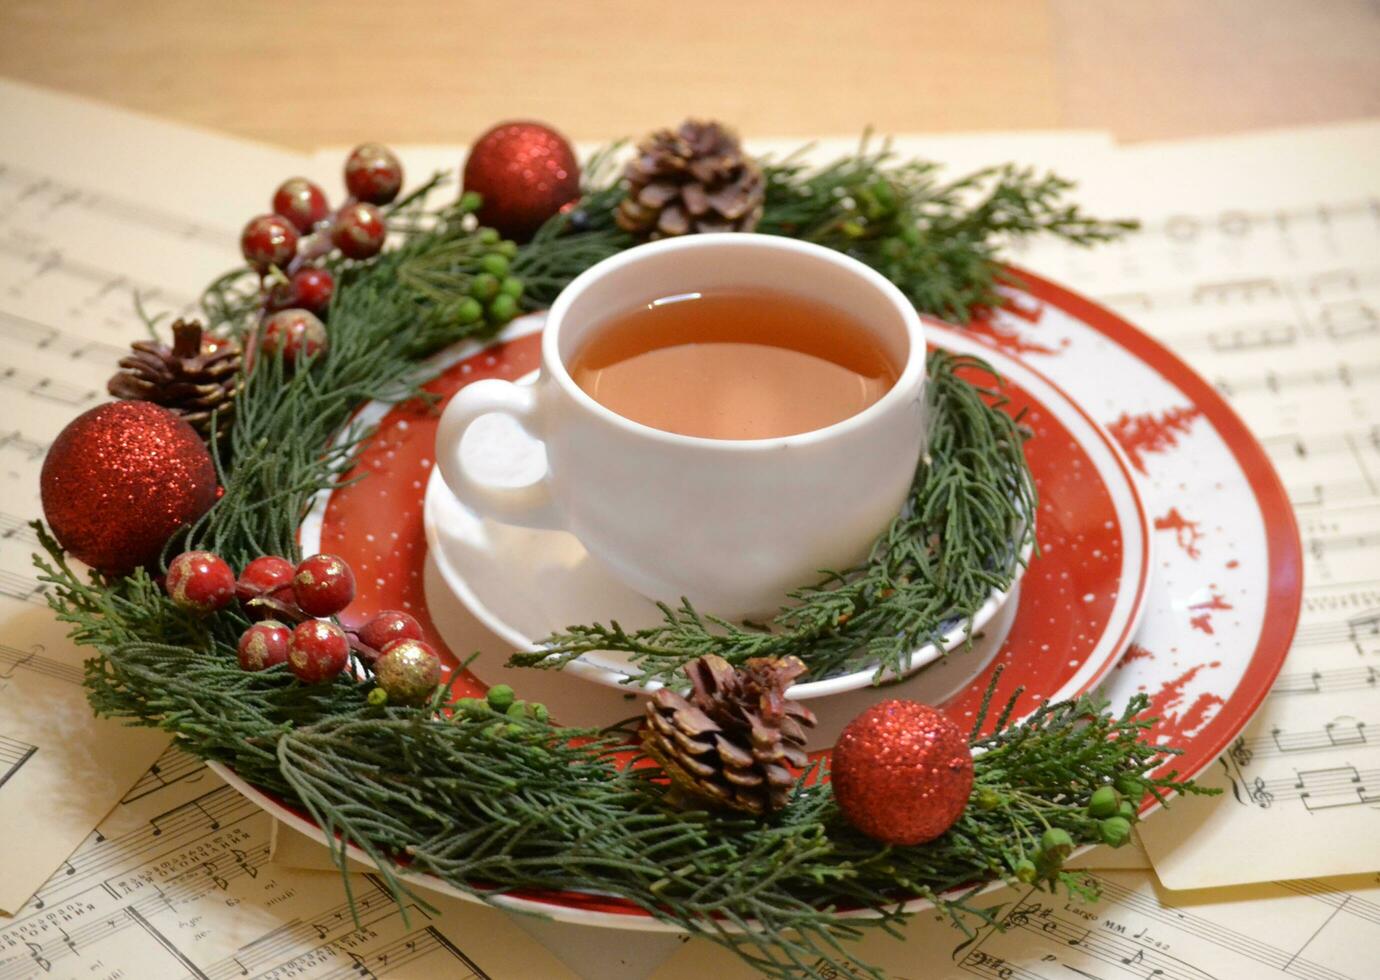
[0, 745, 578, 979]
[1008, 121, 1380, 889]
[651, 869, 1380, 980]
[0, 79, 314, 914]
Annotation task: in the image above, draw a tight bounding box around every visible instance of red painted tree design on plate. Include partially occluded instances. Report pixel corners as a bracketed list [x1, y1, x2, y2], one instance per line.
[1108, 406, 1202, 474]
[1143, 662, 1225, 744]
[966, 299, 1063, 356]
[1188, 591, 1233, 634]
[1116, 643, 1155, 668]
[1154, 507, 1204, 559]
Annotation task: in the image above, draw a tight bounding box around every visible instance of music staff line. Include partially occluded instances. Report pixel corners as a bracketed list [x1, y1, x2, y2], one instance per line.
[1227, 763, 1380, 812]
[0, 306, 128, 363]
[0, 841, 274, 980]
[0, 363, 100, 406]
[0, 158, 234, 247]
[29, 785, 260, 911]
[1273, 664, 1380, 697]
[121, 746, 209, 804]
[0, 734, 36, 790]
[0, 642, 83, 685]
[0, 236, 197, 314]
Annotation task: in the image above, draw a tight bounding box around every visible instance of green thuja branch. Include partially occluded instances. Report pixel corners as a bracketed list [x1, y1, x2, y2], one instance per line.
[33, 133, 1150, 980]
[512, 351, 1035, 686]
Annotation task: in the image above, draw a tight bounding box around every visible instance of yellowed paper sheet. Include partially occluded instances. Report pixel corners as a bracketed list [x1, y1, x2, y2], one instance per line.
[1014, 121, 1380, 890]
[0, 78, 311, 913]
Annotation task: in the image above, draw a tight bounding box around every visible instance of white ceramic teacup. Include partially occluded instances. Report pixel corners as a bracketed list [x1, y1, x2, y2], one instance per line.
[435, 234, 927, 620]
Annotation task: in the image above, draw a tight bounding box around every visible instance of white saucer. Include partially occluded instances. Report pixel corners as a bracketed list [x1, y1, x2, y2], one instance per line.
[421, 367, 1033, 701]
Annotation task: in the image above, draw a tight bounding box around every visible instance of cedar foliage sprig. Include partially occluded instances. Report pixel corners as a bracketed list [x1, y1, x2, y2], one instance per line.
[30, 531, 1205, 979]
[35, 134, 1150, 979]
[510, 351, 1035, 687]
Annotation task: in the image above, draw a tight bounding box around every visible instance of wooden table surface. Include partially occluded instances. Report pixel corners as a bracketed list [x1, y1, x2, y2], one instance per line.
[1, 0, 1376, 150]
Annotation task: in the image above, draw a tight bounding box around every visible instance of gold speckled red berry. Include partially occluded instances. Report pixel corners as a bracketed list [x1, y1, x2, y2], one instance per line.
[238, 620, 291, 671]
[292, 553, 356, 616]
[260, 309, 327, 366]
[357, 610, 424, 659]
[272, 177, 331, 233]
[288, 619, 350, 683]
[344, 143, 403, 205]
[240, 214, 299, 270]
[236, 555, 295, 602]
[165, 550, 236, 613]
[331, 202, 387, 260]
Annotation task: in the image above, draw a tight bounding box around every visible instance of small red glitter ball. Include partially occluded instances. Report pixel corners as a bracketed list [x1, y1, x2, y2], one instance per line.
[40, 402, 218, 575]
[830, 700, 974, 846]
[463, 121, 580, 241]
[165, 550, 236, 613]
[236, 555, 296, 606]
[331, 202, 386, 260]
[290, 267, 334, 315]
[293, 553, 356, 616]
[272, 177, 330, 232]
[357, 610, 424, 660]
[344, 143, 404, 205]
[240, 214, 299, 270]
[238, 620, 291, 671]
[260, 308, 327, 365]
[288, 619, 350, 683]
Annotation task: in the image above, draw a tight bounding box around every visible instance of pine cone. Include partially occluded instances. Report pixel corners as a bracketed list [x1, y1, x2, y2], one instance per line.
[643, 654, 816, 815]
[616, 120, 765, 240]
[108, 319, 242, 439]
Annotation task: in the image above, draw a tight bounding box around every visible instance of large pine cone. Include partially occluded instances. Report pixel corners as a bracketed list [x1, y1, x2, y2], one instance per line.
[108, 319, 242, 439]
[616, 120, 765, 240]
[643, 654, 816, 815]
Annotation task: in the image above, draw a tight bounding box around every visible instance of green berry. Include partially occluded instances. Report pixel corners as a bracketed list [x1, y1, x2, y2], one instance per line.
[1039, 827, 1074, 864]
[455, 297, 484, 324]
[531, 702, 549, 723]
[1114, 773, 1143, 798]
[469, 272, 499, 301]
[477, 228, 501, 245]
[1014, 858, 1038, 883]
[975, 787, 1001, 811]
[500, 276, 524, 298]
[479, 252, 510, 277]
[1117, 799, 1138, 822]
[1088, 785, 1121, 818]
[459, 190, 483, 213]
[497, 240, 518, 259]
[506, 700, 529, 719]
[455, 696, 488, 717]
[367, 686, 388, 707]
[487, 293, 518, 324]
[486, 684, 515, 712]
[502, 723, 525, 738]
[1099, 816, 1133, 848]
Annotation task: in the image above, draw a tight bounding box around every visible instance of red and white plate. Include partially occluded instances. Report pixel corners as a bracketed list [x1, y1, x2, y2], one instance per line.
[211, 268, 1302, 928]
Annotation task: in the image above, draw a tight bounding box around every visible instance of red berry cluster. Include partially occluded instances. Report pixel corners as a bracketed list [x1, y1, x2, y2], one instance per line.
[164, 549, 441, 703]
[240, 144, 404, 367]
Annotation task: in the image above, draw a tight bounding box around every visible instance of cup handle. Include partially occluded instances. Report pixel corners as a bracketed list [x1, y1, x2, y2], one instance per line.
[435, 378, 562, 530]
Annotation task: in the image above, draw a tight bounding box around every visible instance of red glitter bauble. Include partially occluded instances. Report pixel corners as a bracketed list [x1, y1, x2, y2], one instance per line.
[463, 121, 580, 241]
[40, 402, 218, 575]
[830, 700, 974, 846]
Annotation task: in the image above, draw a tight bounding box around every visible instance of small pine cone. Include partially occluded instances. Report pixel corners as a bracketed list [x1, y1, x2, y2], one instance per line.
[643, 654, 816, 815]
[108, 319, 242, 439]
[616, 120, 765, 241]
